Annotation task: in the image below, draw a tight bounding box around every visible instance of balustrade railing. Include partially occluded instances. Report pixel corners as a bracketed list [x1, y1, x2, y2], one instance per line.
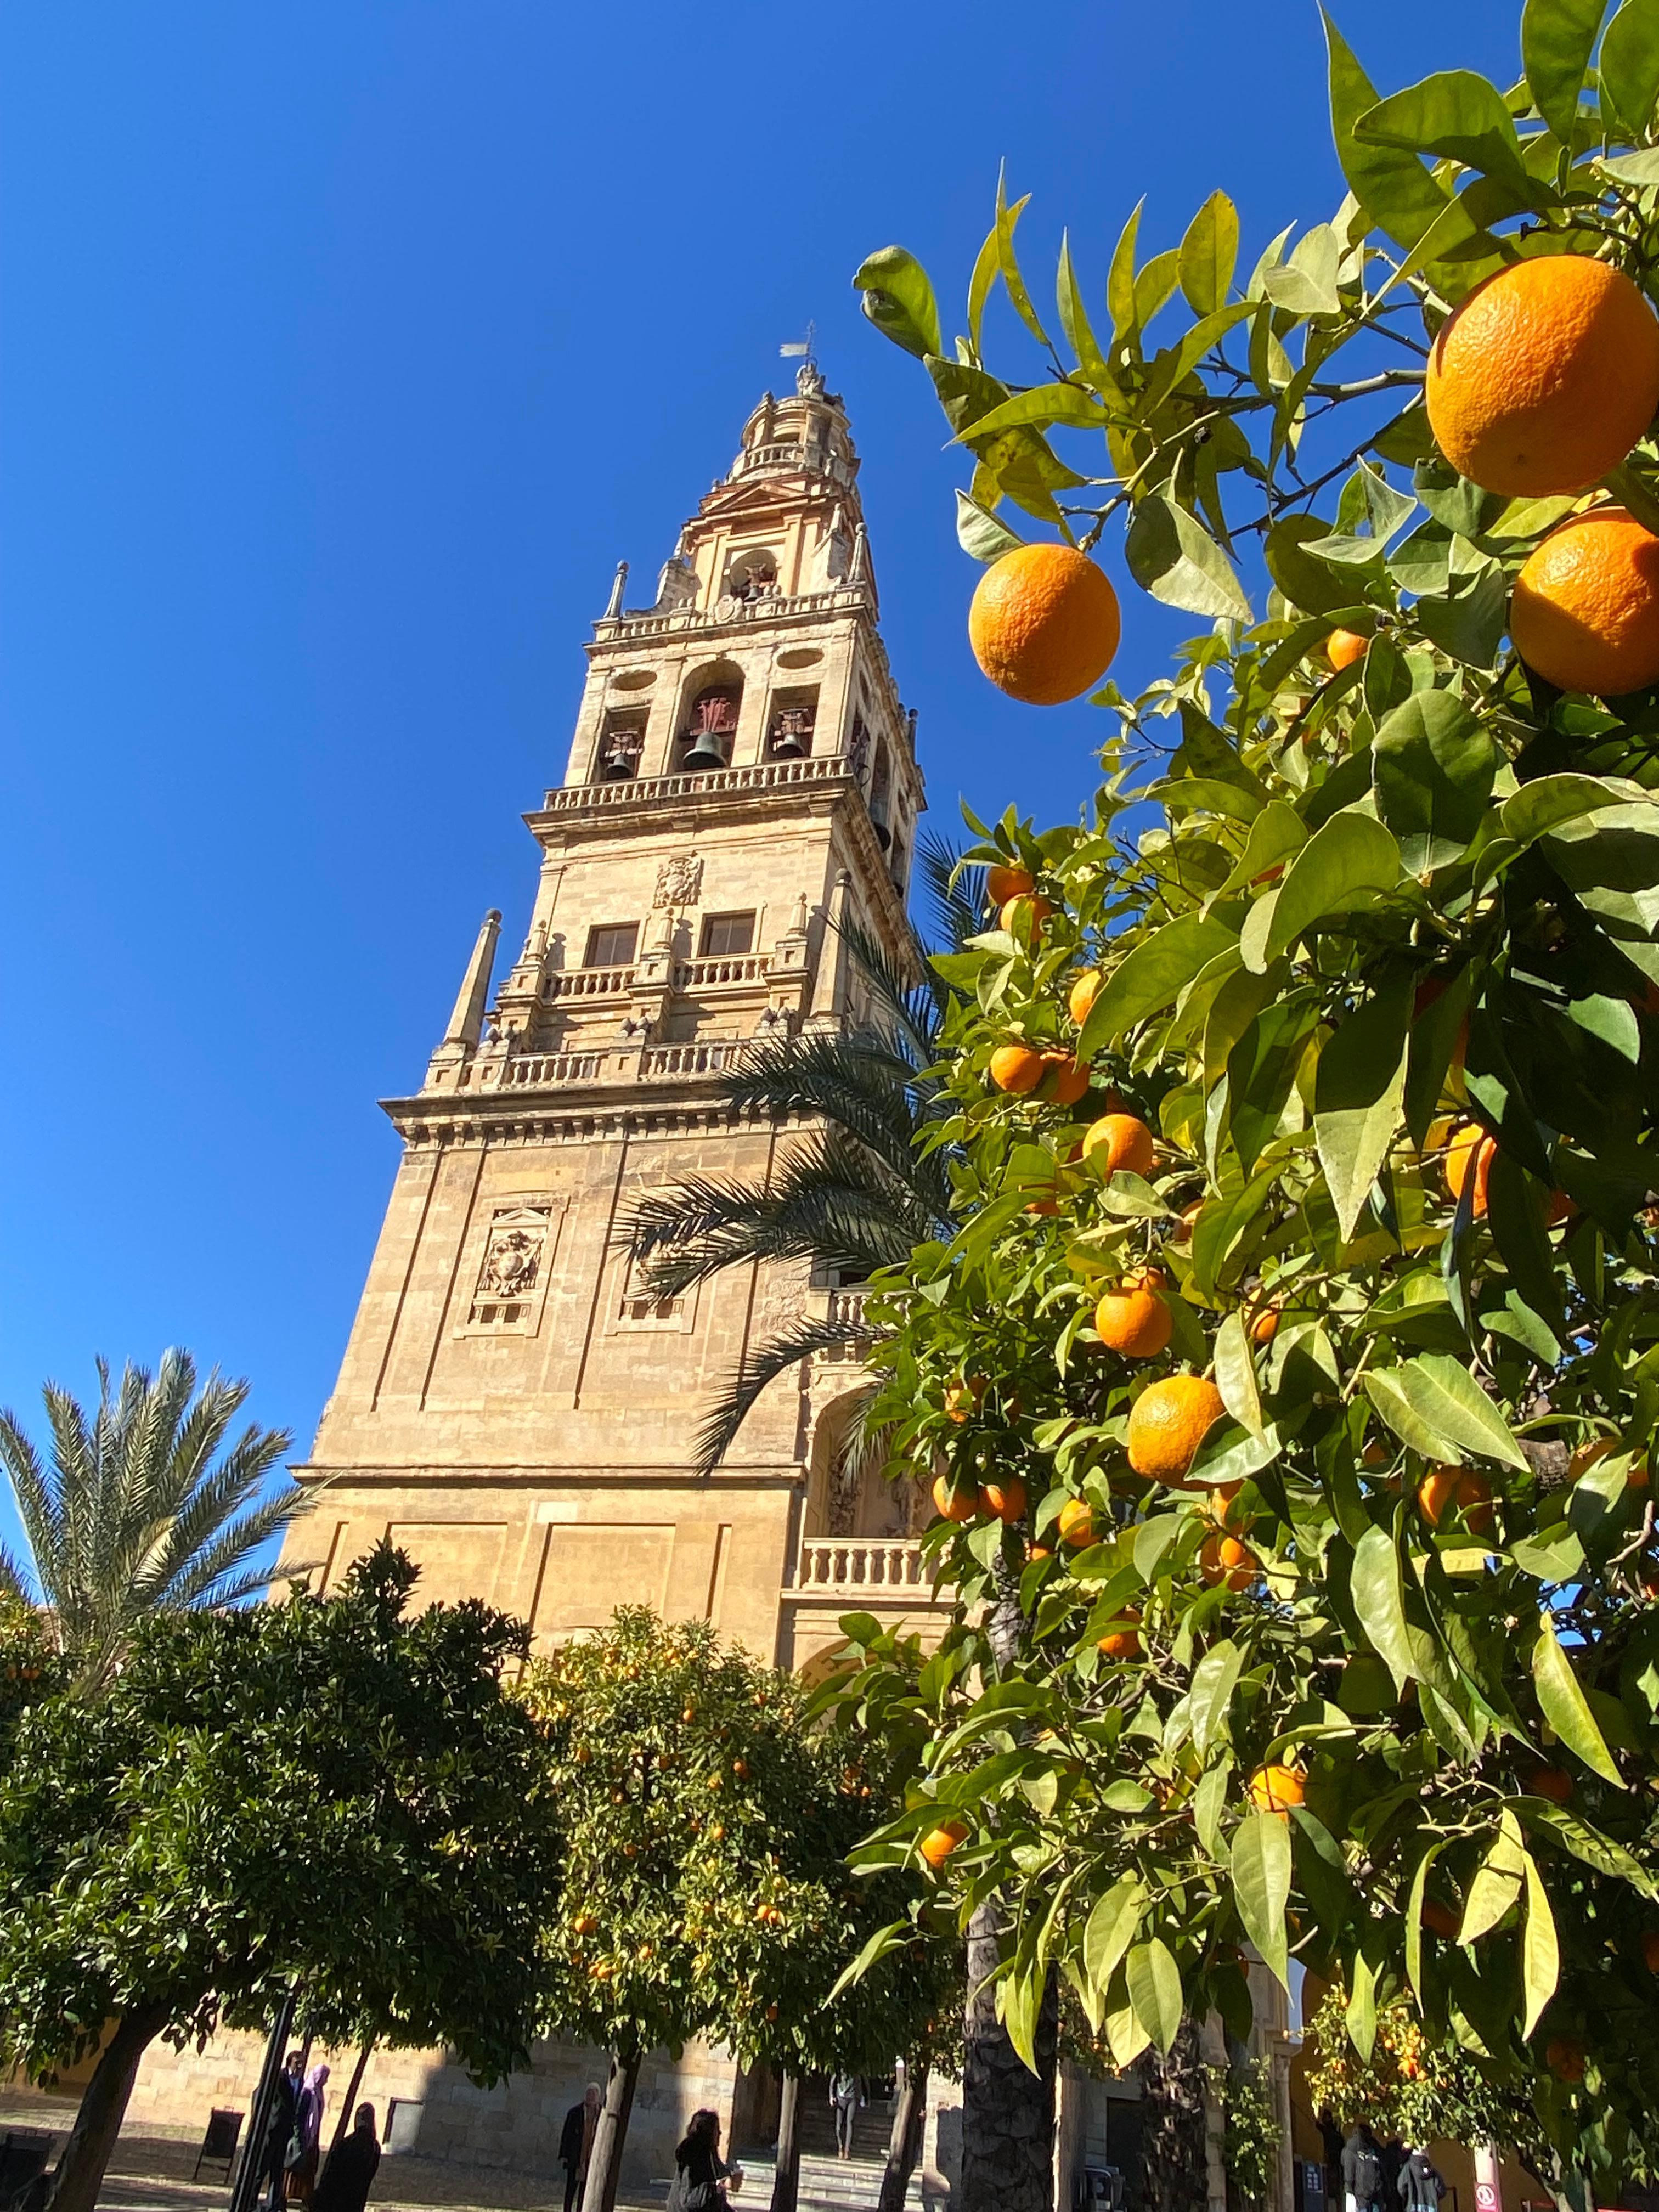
[541, 753, 849, 814]
[590, 584, 870, 645]
[826, 1287, 873, 1330]
[795, 1541, 934, 1593]
[499, 1052, 603, 1087]
[673, 953, 769, 990]
[543, 965, 635, 1000]
[639, 1041, 740, 1078]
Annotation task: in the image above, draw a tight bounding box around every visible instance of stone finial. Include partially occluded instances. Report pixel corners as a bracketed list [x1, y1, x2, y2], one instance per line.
[441, 910, 501, 1050]
[603, 561, 629, 619]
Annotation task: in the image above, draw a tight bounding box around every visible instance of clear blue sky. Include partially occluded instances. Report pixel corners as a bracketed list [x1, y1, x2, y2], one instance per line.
[0, 1, 1521, 1560]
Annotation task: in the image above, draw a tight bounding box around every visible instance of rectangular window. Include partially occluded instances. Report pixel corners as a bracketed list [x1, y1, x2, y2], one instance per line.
[698, 911, 755, 958]
[585, 922, 639, 968]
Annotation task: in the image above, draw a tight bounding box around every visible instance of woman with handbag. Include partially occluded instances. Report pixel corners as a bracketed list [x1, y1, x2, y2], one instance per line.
[668, 2111, 732, 2212]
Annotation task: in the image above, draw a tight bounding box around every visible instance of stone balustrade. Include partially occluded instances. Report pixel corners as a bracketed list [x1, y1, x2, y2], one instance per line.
[589, 585, 870, 647]
[541, 964, 636, 1000]
[541, 752, 850, 814]
[673, 953, 770, 990]
[796, 1540, 933, 1592]
[445, 1041, 742, 1093]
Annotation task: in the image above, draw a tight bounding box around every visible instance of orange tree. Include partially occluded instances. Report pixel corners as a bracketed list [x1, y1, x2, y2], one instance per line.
[520, 1609, 947, 2212]
[830, 2, 1659, 2206]
[1301, 1983, 1534, 2170]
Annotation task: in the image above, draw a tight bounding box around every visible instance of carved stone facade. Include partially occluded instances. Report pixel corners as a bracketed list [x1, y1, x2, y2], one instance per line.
[129, 366, 951, 2179]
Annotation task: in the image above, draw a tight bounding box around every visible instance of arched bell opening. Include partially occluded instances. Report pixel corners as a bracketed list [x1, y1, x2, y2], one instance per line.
[675, 660, 744, 772]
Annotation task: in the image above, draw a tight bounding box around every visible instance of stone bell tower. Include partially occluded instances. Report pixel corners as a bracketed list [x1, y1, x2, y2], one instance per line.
[282, 359, 945, 1673]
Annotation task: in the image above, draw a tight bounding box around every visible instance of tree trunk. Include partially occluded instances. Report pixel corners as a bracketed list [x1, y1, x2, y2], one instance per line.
[1134, 2020, 1208, 2212]
[878, 2063, 927, 2212]
[229, 1990, 296, 2212]
[769, 2074, 802, 2212]
[961, 1900, 1058, 2212]
[580, 2044, 641, 2212]
[42, 2004, 170, 2212]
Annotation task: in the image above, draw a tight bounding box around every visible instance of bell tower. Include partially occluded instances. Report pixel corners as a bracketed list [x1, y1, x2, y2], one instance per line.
[285, 360, 935, 1671]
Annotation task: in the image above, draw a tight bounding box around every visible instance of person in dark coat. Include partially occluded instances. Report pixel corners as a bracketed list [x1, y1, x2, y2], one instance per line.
[261, 2051, 306, 2212]
[1342, 2124, 1385, 2212]
[314, 2106, 381, 2212]
[560, 2085, 601, 2212]
[1397, 2148, 1444, 2212]
[668, 2110, 730, 2212]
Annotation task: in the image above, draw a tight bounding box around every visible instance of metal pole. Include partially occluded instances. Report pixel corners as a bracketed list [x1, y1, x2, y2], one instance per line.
[229, 1991, 295, 2212]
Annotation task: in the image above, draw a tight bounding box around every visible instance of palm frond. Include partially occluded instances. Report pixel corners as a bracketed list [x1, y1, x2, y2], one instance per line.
[691, 1316, 873, 1477]
[917, 831, 987, 958]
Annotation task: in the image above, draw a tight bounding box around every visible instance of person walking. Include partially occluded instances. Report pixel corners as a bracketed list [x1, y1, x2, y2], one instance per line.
[668, 2109, 731, 2212]
[1341, 2124, 1385, 2212]
[1397, 2148, 1444, 2212]
[560, 2085, 602, 2212]
[261, 2051, 306, 2212]
[314, 2106, 381, 2212]
[286, 2064, 330, 2206]
[828, 2076, 863, 2162]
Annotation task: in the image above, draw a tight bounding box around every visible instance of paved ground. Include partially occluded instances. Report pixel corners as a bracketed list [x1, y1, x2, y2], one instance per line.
[0, 2094, 663, 2212]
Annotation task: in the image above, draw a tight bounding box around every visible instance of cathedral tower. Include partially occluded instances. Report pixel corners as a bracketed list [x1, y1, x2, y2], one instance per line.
[284, 362, 944, 1671]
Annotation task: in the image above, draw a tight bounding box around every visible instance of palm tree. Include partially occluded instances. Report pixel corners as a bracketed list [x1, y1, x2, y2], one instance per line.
[622, 836, 980, 1475]
[0, 1347, 299, 1692]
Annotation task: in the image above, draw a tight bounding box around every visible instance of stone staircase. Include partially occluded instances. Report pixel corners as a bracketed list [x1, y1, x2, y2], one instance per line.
[734, 2090, 921, 2212]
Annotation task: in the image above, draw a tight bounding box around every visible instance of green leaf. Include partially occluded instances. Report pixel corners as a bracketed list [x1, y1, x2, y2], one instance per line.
[1178, 191, 1240, 316]
[1231, 1809, 1292, 1987]
[1351, 1524, 1417, 1692]
[1266, 514, 1367, 616]
[1134, 250, 1183, 336]
[1057, 230, 1115, 393]
[1517, 1799, 1656, 1890]
[1600, 0, 1659, 134]
[1500, 773, 1638, 845]
[1533, 1612, 1622, 1784]
[1214, 1311, 1266, 1438]
[1267, 809, 1402, 959]
[1522, 0, 1609, 139]
[827, 1919, 911, 2002]
[1194, 1763, 1229, 1858]
[1346, 1949, 1379, 2064]
[995, 171, 1052, 352]
[1405, 1845, 1441, 2000]
[1314, 973, 1413, 1240]
[852, 246, 942, 360]
[1323, 9, 1457, 250]
[951, 382, 1110, 444]
[1077, 913, 1239, 1056]
[1125, 495, 1252, 622]
[1362, 1353, 1529, 1468]
[955, 491, 1025, 565]
[1108, 199, 1144, 343]
[1125, 1937, 1183, 2056]
[1189, 1639, 1245, 1758]
[1460, 1819, 1526, 1942]
[1356, 70, 1530, 189]
[1413, 562, 1509, 671]
[1214, 802, 1308, 900]
[1521, 1850, 1560, 2036]
[1372, 690, 1500, 871]
[1405, 962, 1474, 1150]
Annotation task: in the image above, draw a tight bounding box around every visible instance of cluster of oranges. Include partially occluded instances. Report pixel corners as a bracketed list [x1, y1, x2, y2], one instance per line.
[966, 255, 1659, 708]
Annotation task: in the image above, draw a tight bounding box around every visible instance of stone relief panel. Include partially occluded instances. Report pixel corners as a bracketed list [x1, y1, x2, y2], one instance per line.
[464, 1201, 563, 1333]
[653, 854, 703, 909]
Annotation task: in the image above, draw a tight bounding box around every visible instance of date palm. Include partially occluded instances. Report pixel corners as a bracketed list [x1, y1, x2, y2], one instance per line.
[0, 1347, 298, 1692]
[623, 837, 980, 1474]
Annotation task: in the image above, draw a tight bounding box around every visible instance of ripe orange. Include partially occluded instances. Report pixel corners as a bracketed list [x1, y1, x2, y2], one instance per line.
[985, 863, 1034, 906]
[932, 1474, 978, 1523]
[979, 1476, 1028, 1523]
[968, 543, 1122, 706]
[1528, 1765, 1573, 1805]
[1569, 1434, 1650, 1489]
[1126, 1374, 1226, 1482]
[1248, 1298, 1280, 1346]
[944, 1378, 985, 1423]
[1248, 1762, 1306, 1816]
[1418, 1464, 1494, 1537]
[1446, 1124, 1496, 1216]
[1094, 1271, 1172, 1359]
[1642, 1931, 1659, 1974]
[1041, 1052, 1091, 1106]
[1068, 969, 1101, 1026]
[1425, 256, 1659, 496]
[1325, 627, 1368, 671]
[1422, 1898, 1460, 1940]
[1081, 1111, 1156, 1179]
[1097, 1609, 1142, 1660]
[1025, 1192, 1060, 1216]
[1511, 508, 1659, 697]
[1200, 1532, 1255, 1590]
[918, 1818, 968, 1870]
[1000, 892, 1055, 937]
[1205, 1480, 1249, 1533]
[1545, 2037, 1586, 2085]
[1057, 1497, 1099, 1548]
[990, 1043, 1046, 1094]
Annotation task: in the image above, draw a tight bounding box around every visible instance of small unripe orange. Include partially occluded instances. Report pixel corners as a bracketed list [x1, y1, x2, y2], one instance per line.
[1248, 1762, 1306, 1815]
[985, 864, 1034, 906]
[1068, 969, 1101, 1025]
[1000, 893, 1054, 938]
[918, 1818, 968, 1870]
[1200, 1532, 1254, 1590]
[1097, 1609, 1142, 1660]
[1057, 1498, 1099, 1548]
[1325, 627, 1368, 670]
